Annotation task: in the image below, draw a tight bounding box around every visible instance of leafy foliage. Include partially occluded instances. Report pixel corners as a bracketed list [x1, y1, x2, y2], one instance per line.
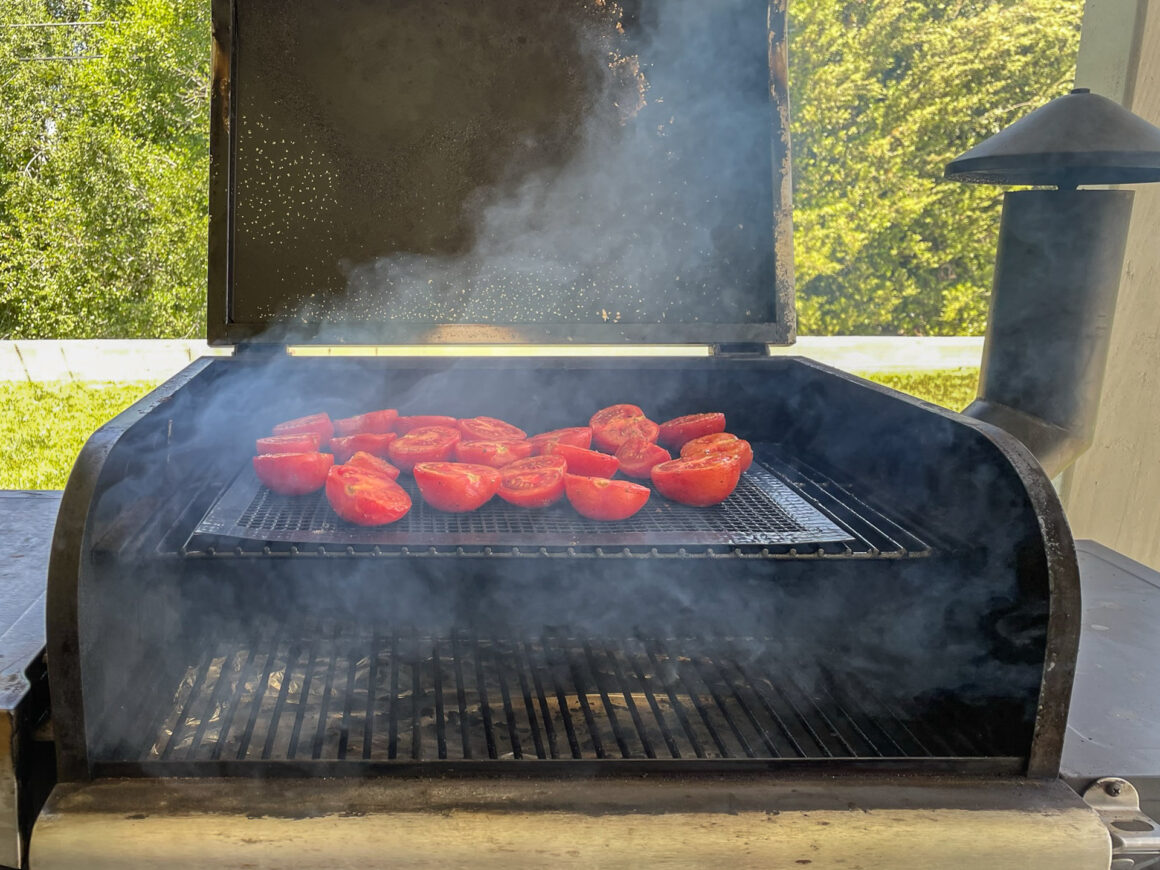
[0, 0, 209, 338]
[0, 0, 1081, 338]
[789, 0, 1083, 334]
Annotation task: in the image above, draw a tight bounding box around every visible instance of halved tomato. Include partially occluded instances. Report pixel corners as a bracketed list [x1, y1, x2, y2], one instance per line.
[564, 474, 650, 521]
[651, 453, 742, 506]
[388, 425, 462, 472]
[454, 439, 534, 467]
[680, 432, 754, 472]
[345, 451, 401, 481]
[334, 409, 399, 436]
[330, 432, 398, 464]
[541, 442, 620, 478]
[272, 413, 334, 447]
[326, 465, 411, 525]
[253, 452, 334, 495]
[658, 413, 727, 450]
[256, 433, 321, 455]
[413, 462, 502, 512]
[395, 415, 459, 434]
[498, 456, 567, 508]
[528, 427, 593, 454]
[589, 404, 660, 453]
[458, 416, 527, 442]
[615, 438, 671, 479]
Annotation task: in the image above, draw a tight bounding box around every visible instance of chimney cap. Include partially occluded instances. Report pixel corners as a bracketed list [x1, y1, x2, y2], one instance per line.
[945, 89, 1160, 187]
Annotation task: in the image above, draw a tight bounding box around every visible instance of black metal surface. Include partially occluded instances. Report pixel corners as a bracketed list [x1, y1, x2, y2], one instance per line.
[125, 626, 1003, 769]
[207, 0, 795, 346]
[945, 89, 1160, 187]
[188, 454, 860, 555]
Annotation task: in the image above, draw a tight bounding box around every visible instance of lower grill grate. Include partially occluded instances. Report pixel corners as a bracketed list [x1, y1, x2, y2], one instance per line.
[133, 626, 994, 766]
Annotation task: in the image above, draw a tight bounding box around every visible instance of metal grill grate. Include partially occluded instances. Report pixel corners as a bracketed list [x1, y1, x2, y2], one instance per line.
[191, 457, 853, 551]
[132, 626, 994, 766]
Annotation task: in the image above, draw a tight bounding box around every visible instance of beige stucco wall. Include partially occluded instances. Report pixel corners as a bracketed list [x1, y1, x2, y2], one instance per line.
[1063, 0, 1160, 568]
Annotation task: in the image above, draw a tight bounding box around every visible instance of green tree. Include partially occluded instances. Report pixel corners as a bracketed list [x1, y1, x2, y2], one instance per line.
[789, 0, 1083, 335]
[0, 0, 209, 338]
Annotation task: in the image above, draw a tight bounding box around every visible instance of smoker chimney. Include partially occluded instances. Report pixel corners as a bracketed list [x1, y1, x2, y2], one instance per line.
[946, 88, 1160, 477]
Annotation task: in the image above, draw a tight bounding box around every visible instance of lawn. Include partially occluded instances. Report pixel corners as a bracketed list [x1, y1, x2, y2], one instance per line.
[0, 369, 980, 490]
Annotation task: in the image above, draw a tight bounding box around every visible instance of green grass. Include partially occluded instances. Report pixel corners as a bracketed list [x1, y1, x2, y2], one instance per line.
[0, 381, 161, 489]
[859, 368, 979, 413]
[0, 369, 980, 490]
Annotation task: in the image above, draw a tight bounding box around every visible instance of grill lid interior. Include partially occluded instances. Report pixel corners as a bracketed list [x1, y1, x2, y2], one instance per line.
[208, 0, 793, 346]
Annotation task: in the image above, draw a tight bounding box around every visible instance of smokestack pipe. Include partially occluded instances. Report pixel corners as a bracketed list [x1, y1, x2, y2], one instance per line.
[946, 89, 1160, 477]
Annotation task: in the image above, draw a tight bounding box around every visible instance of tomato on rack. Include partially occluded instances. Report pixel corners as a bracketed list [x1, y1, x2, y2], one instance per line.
[497, 456, 568, 508]
[657, 413, 726, 450]
[271, 413, 334, 447]
[680, 432, 754, 472]
[334, 409, 399, 436]
[589, 404, 659, 453]
[454, 439, 535, 468]
[540, 442, 620, 478]
[344, 451, 401, 481]
[329, 432, 397, 464]
[457, 416, 527, 443]
[413, 462, 502, 512]
[395, 415, 459, 434]
[255, 433, 321, 455]
[651, 453, 742, 506]
[388, 426, 462, 472]
[253, 452, 334, 496]
[564, 474, 650, 521]
[528, 427, 592, 454]
[615, 438, 671, 479]
[325, 466, 412, 525]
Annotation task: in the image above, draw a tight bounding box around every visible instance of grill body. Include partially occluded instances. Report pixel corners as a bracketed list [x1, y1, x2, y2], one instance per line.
[45, 355, 1078, 783]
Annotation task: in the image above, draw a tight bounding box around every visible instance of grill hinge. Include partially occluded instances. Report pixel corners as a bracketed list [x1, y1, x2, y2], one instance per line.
[712, 342, 769, 358]
[1082, 778, 1160, 870]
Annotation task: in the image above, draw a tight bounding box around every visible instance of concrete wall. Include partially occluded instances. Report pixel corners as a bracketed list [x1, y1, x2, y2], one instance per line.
[1063, 0, 1160, 568]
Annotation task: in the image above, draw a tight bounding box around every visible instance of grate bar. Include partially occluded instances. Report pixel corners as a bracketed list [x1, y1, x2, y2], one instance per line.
[131, 631, 1013, 768]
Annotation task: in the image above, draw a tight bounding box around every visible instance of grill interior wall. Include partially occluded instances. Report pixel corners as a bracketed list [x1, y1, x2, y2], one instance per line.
[63, 358, 1055, 776]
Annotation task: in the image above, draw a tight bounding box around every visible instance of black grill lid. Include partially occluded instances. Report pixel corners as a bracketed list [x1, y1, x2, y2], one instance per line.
[945, 89, 1160, 187]
[207, 0, 794, 347]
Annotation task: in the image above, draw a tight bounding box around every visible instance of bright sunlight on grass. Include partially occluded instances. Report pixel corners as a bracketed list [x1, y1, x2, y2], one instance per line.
[0, 369, 980, 490]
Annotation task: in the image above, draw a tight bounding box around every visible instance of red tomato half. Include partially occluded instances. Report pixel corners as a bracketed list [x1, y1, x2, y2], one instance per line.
[330, 432, 398, 464]
[253, 452, 334, 496]
[458, 416, 527, 442]
[589, 404, 645, 430]
[395, 415, 459, 434]
[541, 442, 620, 478]
[272, 413, 334, 447]
[454, 439, 534, 467]
[345, 451, 401, 481]
[615, 438, 671, 479]
[334, 409, 398, 436]
[326, 466, 412, 526]
[651, 453, 742, 507]
[256, 433, 320, 455]
[658, 413, 727, 450]
[528, 427, 593, 453]
[564, 474, 650, 521]
[413, 462, 502, 512]
[498, 457, 566, 509]
[680, 433, 754, 472]
[388, 426, 461, 472]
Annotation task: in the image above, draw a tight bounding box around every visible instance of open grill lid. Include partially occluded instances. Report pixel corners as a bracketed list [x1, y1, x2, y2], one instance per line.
[207, 0, 794, 347]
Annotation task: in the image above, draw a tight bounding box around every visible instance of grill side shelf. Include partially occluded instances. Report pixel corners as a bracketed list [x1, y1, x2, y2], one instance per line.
[180, 448, 933, 560]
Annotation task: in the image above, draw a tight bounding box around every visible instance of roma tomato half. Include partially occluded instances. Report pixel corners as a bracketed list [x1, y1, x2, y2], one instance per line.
[272, 413, 334, 447]
[457, 416, 527, 442]
[541, 442, 620, 478]
[657, 413, 726, 450]
[615, 438, 671, 479]
[325, 466, 412, 525]
[564, 474, 650, 521]
[498, 456, 567, 508]
[395, 415, 459, 434]
[345, 451, 401, 481]
[256, 433, 321, 455]
[413, 462, 502, 512]
[454, 439, 534, 467]
[680, 432, 754, 471]
[334, 409, 398, 436]
[651, 453, 742, 507]
[388, 425, 461, 472]
[329, 432, 397, 464]
[253, 452, 334, 496]
[528, 427, 592, 453]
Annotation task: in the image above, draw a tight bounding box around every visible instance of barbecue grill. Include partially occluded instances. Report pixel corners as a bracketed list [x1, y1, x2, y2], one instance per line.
[29, 0, 1121, 866]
